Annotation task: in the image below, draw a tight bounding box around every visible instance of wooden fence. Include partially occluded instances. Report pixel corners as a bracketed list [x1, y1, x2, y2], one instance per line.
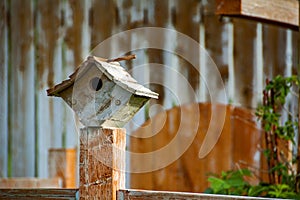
[130, 103, 263, 192]
[0, 0, 298, 191]
[0, 126, 281, 199]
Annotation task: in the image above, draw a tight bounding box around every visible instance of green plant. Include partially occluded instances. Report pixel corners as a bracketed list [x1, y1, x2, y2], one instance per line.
[206, 169, 299, 199]
[267, 184, 297, 199]
[205, 169, 252, 196]
[256, 75, 299, 189]
[206, 75, 300, 199]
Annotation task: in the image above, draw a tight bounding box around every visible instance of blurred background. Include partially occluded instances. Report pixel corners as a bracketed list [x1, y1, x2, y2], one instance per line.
[0, 0, 298, 192]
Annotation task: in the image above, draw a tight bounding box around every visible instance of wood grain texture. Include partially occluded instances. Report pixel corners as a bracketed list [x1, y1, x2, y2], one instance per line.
[174, 0, 200, 92]
[263, 25, 288, 77]
[146, 0, 170, 105]
[130, 103, 261, 192]
[118, 189, 272, 200]
[64, 0, 86, 68]
[79, 127, 125, 200]
[0, 177, 62, 188]
[48, 148, 77, 188]
[0, 188, 77, 199]
[231, 107, 262, 185]
[36, 0, 65, 178]
[9, 0, 35, 177]
[89, 0, 115, 56]
[180, 104, 232, 191]
[216, 0, 298, 30]
[203, 0, 229, 102]
[1, 0, 298, 181]
[63, 0, 88, 149]
[233, 18, 256, 108]
[0, 0, 8, 177]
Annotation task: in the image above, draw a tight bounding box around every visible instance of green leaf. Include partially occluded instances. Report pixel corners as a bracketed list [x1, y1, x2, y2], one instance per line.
[226, 178, 245, 187]
[208, 177, 230, 194]
[248, 185, 268, 197]
[267, 184, 296, 198]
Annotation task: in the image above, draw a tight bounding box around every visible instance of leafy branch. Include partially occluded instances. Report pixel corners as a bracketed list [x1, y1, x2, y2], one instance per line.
[206, 75, 300, 199]
[256, 75, 299, 187]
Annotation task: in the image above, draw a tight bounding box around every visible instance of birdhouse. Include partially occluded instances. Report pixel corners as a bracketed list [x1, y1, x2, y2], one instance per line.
[47, 55, 158, 127]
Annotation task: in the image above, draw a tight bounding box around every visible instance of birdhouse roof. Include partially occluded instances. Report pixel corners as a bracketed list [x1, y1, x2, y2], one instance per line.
[47, 56, 159, 99]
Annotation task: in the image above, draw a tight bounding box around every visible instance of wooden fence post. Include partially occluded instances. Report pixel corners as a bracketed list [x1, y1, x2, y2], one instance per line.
[79, 127, 126, 200]
[48, 148, 77, 188]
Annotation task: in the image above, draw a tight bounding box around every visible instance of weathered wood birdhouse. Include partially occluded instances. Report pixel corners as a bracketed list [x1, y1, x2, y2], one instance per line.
[47, 55, 158, 127]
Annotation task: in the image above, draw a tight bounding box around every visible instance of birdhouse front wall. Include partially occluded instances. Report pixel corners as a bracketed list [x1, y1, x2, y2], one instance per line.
[70, 63, 134, 126]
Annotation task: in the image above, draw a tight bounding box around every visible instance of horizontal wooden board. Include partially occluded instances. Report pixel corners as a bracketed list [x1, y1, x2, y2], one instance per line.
[0, 188, 78, 199]
[0, 178, 62, 188]
[216, 0, 299, 30]
[117, 189, 278, 200]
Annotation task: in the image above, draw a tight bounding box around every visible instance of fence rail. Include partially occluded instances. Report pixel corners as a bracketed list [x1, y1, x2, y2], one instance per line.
[117, 189, 282, 200]
[0, 189, 78, 199]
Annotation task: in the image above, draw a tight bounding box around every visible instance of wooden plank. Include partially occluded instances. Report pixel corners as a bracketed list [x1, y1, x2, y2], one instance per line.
[203, 0, 229, 102]
[64, 0, 86, 67]
[79, 127, 125, 199]
[177, 103, 232, 191]
[117, 189, 275, 200]
[253, 23, 264, 105]
[174, 0, 199, 95]
[152, 105, 191, 192]
[0, 189, 78, 199]
[9, 0, 35, 177]
[63, 0, 87, 149]
[35, 0, 65, 178]
[89, 0, 115, 54]
[291, 30, 298, 74]
[0, 177, 62, 188]
[231, 107, 262, 184]
[129, 116, 156, 190]
[216, 0, 298, 30]
[232, 18, 256, 108]
[129, 105, 187, 191]
[48, 148, 77, 188]
[130, 103, 235, 192]
[263, 25, 288, 77]
[146, 1, 169, 105]
[130, 103, 263, 192]
[0, 0, 8, 177]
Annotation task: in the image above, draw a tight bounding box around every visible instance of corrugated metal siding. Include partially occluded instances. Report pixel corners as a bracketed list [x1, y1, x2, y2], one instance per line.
[0, 0, 298, 185]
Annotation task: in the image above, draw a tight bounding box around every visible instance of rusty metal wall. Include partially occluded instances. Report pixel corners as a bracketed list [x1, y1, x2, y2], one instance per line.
[0, 0, 298, 187]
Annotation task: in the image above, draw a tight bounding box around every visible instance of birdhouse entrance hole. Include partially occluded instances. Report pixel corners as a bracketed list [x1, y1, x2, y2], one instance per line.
[90, 77, 103, 91]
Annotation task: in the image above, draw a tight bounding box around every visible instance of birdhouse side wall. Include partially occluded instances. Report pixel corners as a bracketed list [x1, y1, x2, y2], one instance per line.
[102, 95, 150, 128]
